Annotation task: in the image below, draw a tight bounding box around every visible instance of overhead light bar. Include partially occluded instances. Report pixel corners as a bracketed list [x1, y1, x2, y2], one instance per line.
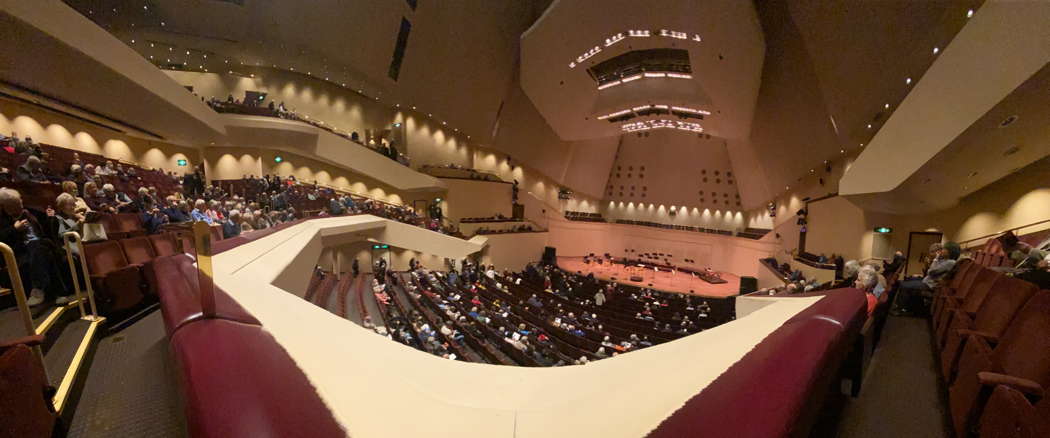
[621, 119, 704, 133]
[597, 71, 692, 89]
[621, 74, 643, 83]
[571, 28, 702, 68]
[667, 73, 693, 79]
[671, 106, 712, 115]
[597, 104, 712, 121]
[597, 80, 622, 90]
[643, 72, 667, 78]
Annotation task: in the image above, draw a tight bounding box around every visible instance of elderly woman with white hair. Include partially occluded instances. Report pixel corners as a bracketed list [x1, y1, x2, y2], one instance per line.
[101, 183, 133, 212]
[854, 266, 880, 316]
[0, 188, 73, 306]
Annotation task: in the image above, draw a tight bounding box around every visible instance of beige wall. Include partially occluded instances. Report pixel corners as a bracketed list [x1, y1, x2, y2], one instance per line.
[0, 97, 198, 174]
[201, 146, 423, 206]
[440, 179, 512, 221]
[479, 232, 550, 273]
[166, 69, 473, 169]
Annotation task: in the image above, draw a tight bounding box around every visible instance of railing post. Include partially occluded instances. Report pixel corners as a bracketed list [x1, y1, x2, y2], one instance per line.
[68, 233, 100, 317]
[62, 232, 87, 317]
[0, 242, 48, 383]
[193, 221, 216, 318]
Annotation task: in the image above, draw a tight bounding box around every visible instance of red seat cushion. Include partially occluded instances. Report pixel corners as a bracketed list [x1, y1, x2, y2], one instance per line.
[170, 319, 345, 438]
[150, 254, 260, 335]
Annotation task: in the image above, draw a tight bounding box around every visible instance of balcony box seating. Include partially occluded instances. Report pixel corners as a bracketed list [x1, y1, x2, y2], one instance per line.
[949, 290, 1050, 437]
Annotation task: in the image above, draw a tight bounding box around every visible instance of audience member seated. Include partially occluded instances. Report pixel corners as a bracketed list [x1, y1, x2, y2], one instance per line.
[892, 242, 960, 317]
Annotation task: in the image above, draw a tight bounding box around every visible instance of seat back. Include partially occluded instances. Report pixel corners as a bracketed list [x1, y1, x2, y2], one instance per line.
[119, 236, 156, 265]
[113, 213, 142, 232]
[948, 260, 978, 291]
[960, 268, 1004, 314]
[973, 278, 1039, 338]
[992, 290, 1050, 385]
[83, 240, 130, 275]
[951, 264, 984, 298]
[148, 233, 179, 257]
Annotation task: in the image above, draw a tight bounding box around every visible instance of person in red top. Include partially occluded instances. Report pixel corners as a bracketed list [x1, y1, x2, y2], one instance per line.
[854, 267, 879, 316]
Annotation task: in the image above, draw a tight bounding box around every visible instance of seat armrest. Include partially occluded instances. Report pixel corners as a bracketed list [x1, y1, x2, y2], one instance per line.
[958, 329, 999, 344]
[0, 334, 45, 350]
[978, 372, 1045, 398]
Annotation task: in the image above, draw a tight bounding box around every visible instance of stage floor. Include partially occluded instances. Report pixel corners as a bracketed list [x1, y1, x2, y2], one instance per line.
[557, 257, 741, 298]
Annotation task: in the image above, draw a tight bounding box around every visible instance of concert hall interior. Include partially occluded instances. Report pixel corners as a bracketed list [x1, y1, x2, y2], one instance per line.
[1, 1, 1049, 437]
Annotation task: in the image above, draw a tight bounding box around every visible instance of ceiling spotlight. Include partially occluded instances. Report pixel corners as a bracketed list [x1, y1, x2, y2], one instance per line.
[186, 51, 190, 55]
[906, 77, 912, 85]
[130, 39, 135, 44]
[840, 149, 845, 154]
[860, 143, 865, 147]
[809, 169, 814, 173]
[866, 124, 872, 129]
[967, 9, 974, 18]
[884, 103, 890, 109]
[933, 47, 940, 55]
[442, 121, 447, 125]
[428, 113, 432, 117]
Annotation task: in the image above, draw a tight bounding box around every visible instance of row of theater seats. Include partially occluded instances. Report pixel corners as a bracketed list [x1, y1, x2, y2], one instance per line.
[149, 254, 345, 437]
[970, 250, 1013, 268]
[927, 258, 1050, 437]
[83, 232, 188, 316]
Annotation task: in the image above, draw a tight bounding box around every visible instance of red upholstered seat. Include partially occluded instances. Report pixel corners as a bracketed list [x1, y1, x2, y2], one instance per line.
[935, 267, 1002, 347]
[932, 259, 977, 318]
[940, 277, 1038, 382]
[169, 319, 345, 438]
[149, 254, 260, 336]
[0, 336, 55, 438]
[949, 290, 1050, 437]
[83, 240, 146, 314]
[978, 385, 1050, 438]
[148, 233, 179, 257]
[931, 262, 982, 333]
[119, 236, 157, 265]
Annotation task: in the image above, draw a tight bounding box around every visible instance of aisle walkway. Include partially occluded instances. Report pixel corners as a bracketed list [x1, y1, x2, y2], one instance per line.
[835, 315, 950, 437]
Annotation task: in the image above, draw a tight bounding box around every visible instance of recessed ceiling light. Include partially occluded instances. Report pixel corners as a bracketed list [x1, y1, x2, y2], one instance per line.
[967, 171, 978, 178]
[809, 169, 814, 173]
[906, 77, 912, 85]
[999, 115, 1019, 127]
[884, 103, 890, 109]
[866, 124, 872, 129]
[840, 149, 845, 154]
[860, 143, 865, 147]
[933, 47, 940, 55]
[967, 9, 974, 18]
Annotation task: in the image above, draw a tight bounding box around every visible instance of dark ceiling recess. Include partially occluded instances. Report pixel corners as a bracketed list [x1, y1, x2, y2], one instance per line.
[406, 0, 418, 10]
[587, 48, 691, 85]
[388, 17, 412, 81]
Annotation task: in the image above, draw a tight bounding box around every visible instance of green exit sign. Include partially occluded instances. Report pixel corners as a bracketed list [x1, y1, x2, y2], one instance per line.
[177, 159, 187, 166]
[874, 227, 893, 234]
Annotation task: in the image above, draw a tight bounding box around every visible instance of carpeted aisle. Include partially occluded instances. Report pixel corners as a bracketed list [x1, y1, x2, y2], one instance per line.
[834, 315, 950, 438]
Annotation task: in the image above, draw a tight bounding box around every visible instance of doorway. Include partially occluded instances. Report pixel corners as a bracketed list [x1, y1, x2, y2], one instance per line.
[906, 232, 943, 276]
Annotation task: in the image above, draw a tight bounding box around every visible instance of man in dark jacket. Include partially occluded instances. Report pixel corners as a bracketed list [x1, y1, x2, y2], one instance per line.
[0, 188, 71, 306]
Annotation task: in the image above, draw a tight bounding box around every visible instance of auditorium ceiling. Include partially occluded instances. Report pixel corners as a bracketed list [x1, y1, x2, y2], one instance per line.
[36, 0, 1047, 214]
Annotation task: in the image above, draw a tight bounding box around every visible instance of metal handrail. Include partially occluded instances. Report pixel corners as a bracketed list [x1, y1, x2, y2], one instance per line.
[0, 242, 48, 383]
[63, 232, 99, 318]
